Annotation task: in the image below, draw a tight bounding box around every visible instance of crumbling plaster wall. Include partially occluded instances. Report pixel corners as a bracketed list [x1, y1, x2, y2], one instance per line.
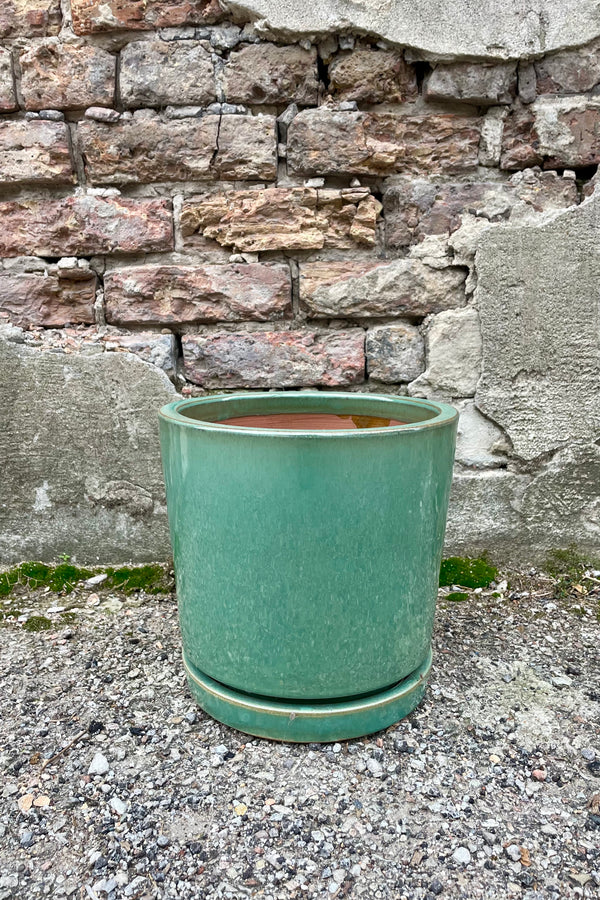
[1, 0, 599, 563]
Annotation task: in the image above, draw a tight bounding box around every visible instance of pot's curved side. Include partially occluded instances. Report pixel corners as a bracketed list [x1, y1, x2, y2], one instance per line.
[159, 392, 457, 739]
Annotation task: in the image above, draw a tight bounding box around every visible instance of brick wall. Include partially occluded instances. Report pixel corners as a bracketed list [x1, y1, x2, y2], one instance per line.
[1, 0, 599, 562]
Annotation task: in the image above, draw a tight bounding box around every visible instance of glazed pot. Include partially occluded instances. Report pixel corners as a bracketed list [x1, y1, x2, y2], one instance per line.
[159, 392, 457, 742]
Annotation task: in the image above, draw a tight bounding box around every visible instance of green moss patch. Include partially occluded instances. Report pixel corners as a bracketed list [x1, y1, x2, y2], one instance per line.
[544, 547, 600, 600]
[0, 562, 93, 596]
[439, 557, 498, 589]
[102, 564, 171, 595]
[446, 591, 470, 602]
[0, 561, 173, 599]
[23, 615, 53, 632]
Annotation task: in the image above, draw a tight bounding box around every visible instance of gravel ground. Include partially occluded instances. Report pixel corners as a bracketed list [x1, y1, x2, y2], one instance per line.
[0, 570, 599, 900]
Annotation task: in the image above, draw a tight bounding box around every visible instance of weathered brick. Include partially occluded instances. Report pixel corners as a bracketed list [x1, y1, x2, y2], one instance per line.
[120, 40, 215, 108]
[328, 49, 417, 104]
[215, 115, 277, 180]
[0, 49, 16, 112]
[0, 120, 73, 186]
[223, 43, 318, 105]
[101, 332, 177, 379]
[0, 274, 96, 328]
[500, 105, 541, 169]
[0, 0, 60, 38]
[181, 187, 382, 252]
[300, 260, 466, 318]
[105, 264, 292, 325]
[287, 108, 481, 176]
[425, 62, 516, 105]
[182, 329, 365, 388]
[535, 42, 600, 94]
[383, 171, 578, 248]
[80, 114, 276, 184]
[19, 40, 115, 111]
[502, 98, 600, 169]
[0, 196, 173, 257]
[71, 0, 223, 34]
[366, 323, 425, 383]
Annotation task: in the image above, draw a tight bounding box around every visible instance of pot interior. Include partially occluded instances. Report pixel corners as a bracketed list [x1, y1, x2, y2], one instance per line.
[219, 413, 405, 430]
[176, 393, 441, 432]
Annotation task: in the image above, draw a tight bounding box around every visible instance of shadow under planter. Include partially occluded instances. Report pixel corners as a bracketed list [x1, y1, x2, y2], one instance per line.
[159, 392, 457, 742]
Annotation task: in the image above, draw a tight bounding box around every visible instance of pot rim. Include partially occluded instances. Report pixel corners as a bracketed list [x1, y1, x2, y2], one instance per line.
[159, 392, 458, 437]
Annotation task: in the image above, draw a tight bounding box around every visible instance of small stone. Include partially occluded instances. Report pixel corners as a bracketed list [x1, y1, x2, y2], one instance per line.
[506, 844, 522, 861]
[210, 25, 241, 49]
[20, 832, 34, 848]
[39, 109, 64, 120]
[532, 769, 547, 781]
[88, 752, 109, 776]
[233, 802, 247, 816]
[453, 847, 471, 865]
[551, 675, 573, 689]
[165, 106, 202, 119]
[367, 758, 383, 777]
[85, 107, 120, 123]
[332, 743, 342, 753]
[157, 835, 170, 847]
[582, 748, 597, 761]
[185, 710, 197, 725]
[429, 879, 444, 896]
[109, 796, 127, 816]
[276, 102, 298, 139]
[85, 573, 107, 587]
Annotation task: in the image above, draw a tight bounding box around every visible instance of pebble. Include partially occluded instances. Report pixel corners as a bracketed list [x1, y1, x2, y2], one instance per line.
[84, 574, 108, 588]
[506, 844, 522, 861]
[84, 107, 121, 123]
[109, 796, 127, 816]
[88, 753, 109, 776]
[19, 833, 34, 848]
[581, 748, 596, 761]
[452, 847, 471, 865]
[366, 758, 383, 777]
[551, 675, 573, 688]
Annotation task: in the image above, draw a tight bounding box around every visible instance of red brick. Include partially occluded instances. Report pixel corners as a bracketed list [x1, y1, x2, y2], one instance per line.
[0, 274, 96, 328]
[329, 49, 417, 104]
[71, 0, 223, 34]
[19, 40, 115, 111]
[120, 40, 215, 108]
[105, 264, 292, 325]
[182, 330, 365, 388]
[287, 108, 481, 176]
[300, 260, 466, 318]
[0, 120, 74, 186]
[0, 0, 61, 38]
[0, 196, 173, 257]
[224, 44, 318, 105]
[79, 114, 277, 185]
[383, 172, 577, 247]
[500, 106, 542, 169]
[180, 187, 381, 253]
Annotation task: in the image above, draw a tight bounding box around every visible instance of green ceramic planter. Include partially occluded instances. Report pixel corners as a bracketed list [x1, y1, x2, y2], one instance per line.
[159, 392, 457, 742]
